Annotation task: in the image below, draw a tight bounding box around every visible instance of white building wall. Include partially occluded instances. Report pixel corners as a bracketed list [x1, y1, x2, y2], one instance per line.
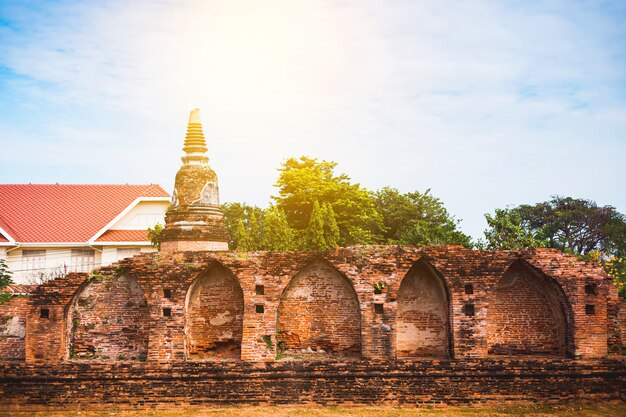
[6, 247, 103, 285]
[100, 246, 157, 266]
[110, 201, 169, 230]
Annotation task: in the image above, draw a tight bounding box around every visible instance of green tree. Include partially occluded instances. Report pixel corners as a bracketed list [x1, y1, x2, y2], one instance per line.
[262, 206, 295, 251]
[373, 187, 472, 247]
[223, 203, 265, 249]
[516, 196, 625, 255]
[147, 223, 163, 250]
[305, 201, 328, 250]
[482, 196, 626, 297]
[481, 208, 547, 250]
[0, 258, 14, 304]
[322, 203, 340, 249]
[273, 156, 384, 245]
[248, 210, 261, 250]
[233, 219, 252, 250]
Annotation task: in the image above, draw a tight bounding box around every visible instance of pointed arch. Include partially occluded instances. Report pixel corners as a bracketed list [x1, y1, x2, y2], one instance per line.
[67, 275, 149, 361]
[277, 258, 361, 359]
[486, 260, 573, 357]
[395, 259, 451, 358]
[185, 262, 244, 360]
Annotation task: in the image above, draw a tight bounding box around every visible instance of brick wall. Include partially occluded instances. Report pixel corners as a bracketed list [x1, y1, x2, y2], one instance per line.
[396, 261, 449, 357]
[0, 359, 624, 410]
[1, 245, 624, 409]
[277, 259, 361, 358]
[186, 264, 244, 359]
[0, 296, 28, 361]
[8, 246, 623, 364]
[486, 262, 566, 356]
[68, 275, 149, 360]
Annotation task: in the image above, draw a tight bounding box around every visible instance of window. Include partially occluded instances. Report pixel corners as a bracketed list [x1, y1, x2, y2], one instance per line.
[464, 304, 475, 317]
[163, 288, 172, 299]
[255, 285, 265, 295]
[585, 283, 597, 296]
[255, 304, 265, 314]
[374, 303, 384, 314]
[70, 249, 95, 273]
[117, 247, 140, 261]
[163, 308, 172, 317]
[585, 304, 595, 315]
[464, 284, 474, 294]
[40, 308, 49, 319]
[22, 250, 46, 276]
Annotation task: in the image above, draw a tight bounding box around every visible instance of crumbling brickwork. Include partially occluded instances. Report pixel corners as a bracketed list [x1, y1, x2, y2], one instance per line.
[486, 261, 567, 356]
[0, 296, 28, 361]
[68, 275, 149, 360]
[0, 245, 624, 410]
[186, 264, 243, 359]
[277, 259, 361, 358]
[396, 261, 449, 357]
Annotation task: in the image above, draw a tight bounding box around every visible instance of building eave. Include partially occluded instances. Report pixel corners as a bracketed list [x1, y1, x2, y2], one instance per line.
[88, 196, 170, 243]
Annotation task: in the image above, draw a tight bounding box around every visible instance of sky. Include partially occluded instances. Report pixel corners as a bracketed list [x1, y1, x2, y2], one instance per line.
[0, 0, 625, 240]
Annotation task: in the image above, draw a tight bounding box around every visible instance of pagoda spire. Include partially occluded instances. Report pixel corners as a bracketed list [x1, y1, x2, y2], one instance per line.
[181, 108, 209, 166]
[160, 108, 230, 253]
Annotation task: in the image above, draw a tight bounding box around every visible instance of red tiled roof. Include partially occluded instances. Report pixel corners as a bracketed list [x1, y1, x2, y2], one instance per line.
[96, 229, 150, 242]
[0, 184, 169, 243]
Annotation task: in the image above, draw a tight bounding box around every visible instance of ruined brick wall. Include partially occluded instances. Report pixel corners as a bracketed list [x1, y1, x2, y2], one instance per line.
[185, 264, 243, 360]
[10, 246, 619, 366]
[68, 275, 149, 360]
[485, 262, 567, 356]
[0, 246, 624, 410]
[0, 359, 624, 410]
[277, 259, 361, 358]
[0, 296, 29, 361]
[396, 262, 449, 358]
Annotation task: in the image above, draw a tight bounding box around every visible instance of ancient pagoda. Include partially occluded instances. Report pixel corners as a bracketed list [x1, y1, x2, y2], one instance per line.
[159, 108, 229, 252]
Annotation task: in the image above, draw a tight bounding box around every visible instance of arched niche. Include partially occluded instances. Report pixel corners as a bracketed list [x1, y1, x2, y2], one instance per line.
[185, 263, 244, 360]
[486, 261, 572, 357]
[67, 275, 149, 361]
[395, 260, 451, 358]
[277, 258, 361, 359]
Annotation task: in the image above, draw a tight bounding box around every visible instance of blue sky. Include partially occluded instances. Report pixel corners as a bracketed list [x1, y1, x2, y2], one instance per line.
[0, 0, 625, 240]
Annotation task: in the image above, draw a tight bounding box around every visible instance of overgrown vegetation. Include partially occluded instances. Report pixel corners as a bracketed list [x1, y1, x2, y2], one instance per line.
[0, 258, 14, 304]
[148, 223, 164, 250]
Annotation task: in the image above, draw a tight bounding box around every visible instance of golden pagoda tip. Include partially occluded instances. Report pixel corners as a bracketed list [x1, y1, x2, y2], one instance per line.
[189, 108, 202, 124]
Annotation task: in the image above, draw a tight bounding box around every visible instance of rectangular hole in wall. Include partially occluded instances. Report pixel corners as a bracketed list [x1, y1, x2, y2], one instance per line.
[464, 304, 475, 317]
[255, 304, 264, 314]
[585, 304, 595, 315]
[163, 308, 172, 317]
[255, 285, 264, 296]
[374, 303, 384, 314]
[464, 284, 474, 295]
[163, 288, 172, 299]
[40, 308, 49, 319]
[585, 283, 597, 295]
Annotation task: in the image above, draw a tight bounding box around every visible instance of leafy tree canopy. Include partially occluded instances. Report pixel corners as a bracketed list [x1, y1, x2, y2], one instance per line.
[224, 156, 470, 250]
[373, 187, 472, 247]
[481, 196, 626, 297]
[0, 258, 14, 304]
[272, 156, 384, 245]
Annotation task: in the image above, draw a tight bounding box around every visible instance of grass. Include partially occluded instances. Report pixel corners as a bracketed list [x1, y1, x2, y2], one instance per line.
[1, 404, 625, 417]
